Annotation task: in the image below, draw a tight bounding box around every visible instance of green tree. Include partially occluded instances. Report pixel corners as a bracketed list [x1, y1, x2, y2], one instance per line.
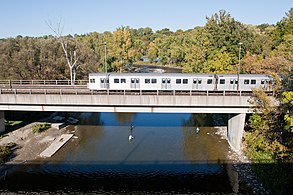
[204, 10, 254, 65]
[111, 27, 137, 72]
[204, 48, 234, 73]
[181, 27, 209, 73]
[271, 8, 293, 49]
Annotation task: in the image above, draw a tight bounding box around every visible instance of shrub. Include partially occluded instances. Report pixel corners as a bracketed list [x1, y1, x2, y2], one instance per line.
[0, 143, 15, 163]
[32, 123, 51, 133]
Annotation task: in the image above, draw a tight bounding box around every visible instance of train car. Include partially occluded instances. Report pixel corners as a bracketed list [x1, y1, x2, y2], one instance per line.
[215, 74, 273, 91]
[88, 73, 273, 92]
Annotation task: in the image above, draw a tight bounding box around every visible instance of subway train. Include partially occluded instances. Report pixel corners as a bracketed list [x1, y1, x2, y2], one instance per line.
[88, 73, 273, 92]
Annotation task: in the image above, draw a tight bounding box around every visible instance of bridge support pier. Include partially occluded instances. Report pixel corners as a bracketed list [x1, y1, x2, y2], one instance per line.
[0, 111, 4, 133]
[228, 113, 246, 152]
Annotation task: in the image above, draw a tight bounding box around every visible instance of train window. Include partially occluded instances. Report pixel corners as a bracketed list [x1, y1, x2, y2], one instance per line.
[131, 79, 135, 83]
[121, 79, 126, 83]
[145, 79, 150, 84]
[176, 79, 181, 84]
[114, 78, 119, 83]
[151, 79, 157, 84]
[136, 79, 140, 83]
[220, 79, 225, 84]
[162, 79, 166, 84]
[261, 80, 265, 84]
[183, 79, 188, 84]
[230, 80, 234, 84]
[244, 79, 250, 85]
[90, 78, 95, 83]
[193, 79, 202, 84]
[167, 79, 171, 84]
[251, 79, 256, 85]
[100, 79, 105, 83]
[207, 79, 213, 84]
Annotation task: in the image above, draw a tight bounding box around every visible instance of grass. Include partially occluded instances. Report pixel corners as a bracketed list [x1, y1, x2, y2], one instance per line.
[32, 123, 51, 133]
[0, 143, 16, 163]
[5, 120, 23, 126]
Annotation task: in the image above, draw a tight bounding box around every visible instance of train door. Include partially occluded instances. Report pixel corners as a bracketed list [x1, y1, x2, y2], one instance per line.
[261, 79, 270, 91]
[100, 77, 109, 89]
[161, 78, 171, 89]
[130, 78, 140, 89]
[214, 75, 218, 90]
[192, 78, 202, 90]
[230, 79, 237, 90]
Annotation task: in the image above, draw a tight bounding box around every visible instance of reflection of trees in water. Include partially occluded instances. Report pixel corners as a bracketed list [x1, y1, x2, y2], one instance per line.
[79, 113, 103, 126]
[183, 114, 228, 127]
[181, 114, 229, 161]
[72, 113, 104, 154]
[74, 125, 105, 156]
[114, 113, 136, 125]
[181, 127, 219, 161]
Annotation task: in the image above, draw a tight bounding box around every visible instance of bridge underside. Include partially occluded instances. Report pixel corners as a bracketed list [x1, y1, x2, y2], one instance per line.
[0, 104, 250, 113]
[0, 94, 252, 113]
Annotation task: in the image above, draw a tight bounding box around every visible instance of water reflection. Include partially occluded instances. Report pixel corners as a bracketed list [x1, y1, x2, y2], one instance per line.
[115, 113, 136, 125]
[128, 124, 135, 143]
[1, 113, 241, 194]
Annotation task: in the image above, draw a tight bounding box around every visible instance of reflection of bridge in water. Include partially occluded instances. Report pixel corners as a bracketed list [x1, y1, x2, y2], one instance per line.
[0, 80, 257, 152]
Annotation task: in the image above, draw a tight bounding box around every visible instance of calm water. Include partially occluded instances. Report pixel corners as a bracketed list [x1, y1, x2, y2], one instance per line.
[0, 113, 245, 194]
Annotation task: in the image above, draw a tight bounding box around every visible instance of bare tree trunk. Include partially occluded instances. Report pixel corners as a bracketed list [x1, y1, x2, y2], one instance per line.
[47, 19, 79, 85]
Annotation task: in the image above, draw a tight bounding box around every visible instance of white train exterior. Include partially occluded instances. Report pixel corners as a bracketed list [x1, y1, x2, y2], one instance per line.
[88, 73, 273, 92]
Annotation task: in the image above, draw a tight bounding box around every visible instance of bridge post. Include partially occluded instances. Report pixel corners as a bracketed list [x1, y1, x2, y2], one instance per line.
[0, 111, 4, 133]
[227, 113, 246, 152]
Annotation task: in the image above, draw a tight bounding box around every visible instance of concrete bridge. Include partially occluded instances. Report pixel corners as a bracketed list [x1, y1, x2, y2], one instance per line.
[0, 86, 254, 152]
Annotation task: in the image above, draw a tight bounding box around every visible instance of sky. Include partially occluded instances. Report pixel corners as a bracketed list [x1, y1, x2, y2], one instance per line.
[1, 0, 292, 38]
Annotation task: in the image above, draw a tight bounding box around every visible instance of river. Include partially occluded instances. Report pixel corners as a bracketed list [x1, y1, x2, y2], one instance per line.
[0, 112, 250, 194]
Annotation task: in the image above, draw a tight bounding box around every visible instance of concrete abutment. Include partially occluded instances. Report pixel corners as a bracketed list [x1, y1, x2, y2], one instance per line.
[228, 113, 246, 152]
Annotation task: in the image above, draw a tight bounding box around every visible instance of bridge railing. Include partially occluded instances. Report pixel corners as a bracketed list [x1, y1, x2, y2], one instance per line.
[0, 88, 257, 96]
[0, 80, 88, 86]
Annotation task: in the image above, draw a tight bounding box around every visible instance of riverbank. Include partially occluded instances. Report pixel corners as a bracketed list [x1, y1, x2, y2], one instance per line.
[0, 121, 74, 167]
[214, 127, 270, 194]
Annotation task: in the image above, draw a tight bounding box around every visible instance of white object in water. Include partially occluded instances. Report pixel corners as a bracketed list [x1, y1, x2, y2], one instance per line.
[128, 135, 134, 142]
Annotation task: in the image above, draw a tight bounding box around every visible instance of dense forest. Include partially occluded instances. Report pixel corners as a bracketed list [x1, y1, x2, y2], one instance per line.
[0, 9, 292, 81]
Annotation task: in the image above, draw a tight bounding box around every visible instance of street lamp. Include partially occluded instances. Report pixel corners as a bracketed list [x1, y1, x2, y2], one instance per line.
[104, 42, 107, 74]
[237, 42, 243, 91]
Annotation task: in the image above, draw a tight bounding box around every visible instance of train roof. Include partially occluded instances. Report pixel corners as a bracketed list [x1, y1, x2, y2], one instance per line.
[89, 72, 215, 77]
[89, 72, 272, 78]
[217, 74, 272, 78]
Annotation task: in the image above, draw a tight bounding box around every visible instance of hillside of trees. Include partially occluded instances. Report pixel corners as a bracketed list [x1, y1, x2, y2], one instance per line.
[0, 9, 292, 80]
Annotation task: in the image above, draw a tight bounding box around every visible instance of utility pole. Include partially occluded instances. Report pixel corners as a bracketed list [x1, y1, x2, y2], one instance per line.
[104, 42, 107, 74]
[237, 42, 243, 91]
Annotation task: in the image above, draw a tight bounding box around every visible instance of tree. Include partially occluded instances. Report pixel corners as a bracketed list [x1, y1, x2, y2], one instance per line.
[147, 41, 159, 62]
[204, 10, 254, 65]
[204, 48, 234, 73]
[111, 27, 137, 72]
[47, 20, 80, 85]
[271, 8, 293, 49]
[181, 28, 209, 73]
